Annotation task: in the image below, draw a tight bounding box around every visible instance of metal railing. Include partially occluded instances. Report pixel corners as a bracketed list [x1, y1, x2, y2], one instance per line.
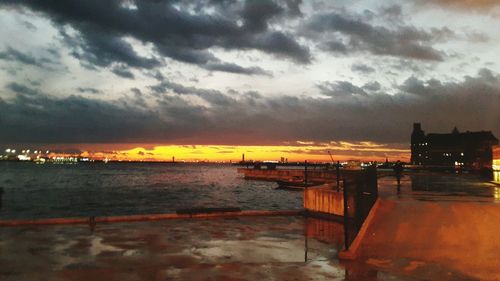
[342, 166, 378, 250]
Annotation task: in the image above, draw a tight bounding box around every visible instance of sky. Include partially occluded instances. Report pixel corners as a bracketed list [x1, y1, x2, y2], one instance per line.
[0, 0, 499, 162]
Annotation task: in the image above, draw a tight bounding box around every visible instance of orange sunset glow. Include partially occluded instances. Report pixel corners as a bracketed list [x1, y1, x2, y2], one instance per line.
[54, 141, 411, 162]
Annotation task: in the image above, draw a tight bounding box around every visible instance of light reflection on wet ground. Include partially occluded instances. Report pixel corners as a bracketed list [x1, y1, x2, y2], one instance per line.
[378, 173, 500, 202]
[0, 216, 344, 281]
[0, 216, 476, 281]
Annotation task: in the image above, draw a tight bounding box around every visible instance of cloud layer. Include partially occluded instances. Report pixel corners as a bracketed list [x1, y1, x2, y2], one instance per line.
[1, 69, 498, 145]
[0, 0, 499, 150]
[1, 0, 310, 75]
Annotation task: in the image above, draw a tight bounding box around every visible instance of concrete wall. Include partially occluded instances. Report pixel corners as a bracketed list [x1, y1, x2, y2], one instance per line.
[304, 187, 344, 216]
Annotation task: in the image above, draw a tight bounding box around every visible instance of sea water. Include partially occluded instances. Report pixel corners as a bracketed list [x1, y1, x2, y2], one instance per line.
[0, 162, 302, 219]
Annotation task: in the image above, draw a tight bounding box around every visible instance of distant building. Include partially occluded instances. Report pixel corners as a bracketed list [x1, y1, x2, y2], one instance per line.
[411, 123, 498, 169]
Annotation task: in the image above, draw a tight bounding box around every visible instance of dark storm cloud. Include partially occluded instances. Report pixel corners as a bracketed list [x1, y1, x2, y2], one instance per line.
[420, 0, 500, 10]
[61, 30, 161, 69]
[204, 62, 271, 76]
[2, 69, 498, 145]
[240, 0, 284, 32]
[317, 81, 368, 97]
[244, 31, 311, 63]
[362, 81, 381, 92]
[379, 5, 404, 23]
[0, 0, 310, 74]
[0, 93, 169, 143]
[111, 66, 135, 79]
[351, 63, 375, 73]
[20, 20, 37, 31]
[76, 87, 101, 94]
[305, 11, 447, 61]
[129, 87, 147, 108]
[149, 80, 235, 106]
[284, 0, 303, 17]
[130, 87, 142, 96]
[6, 82, 43, 96]
[0, 47, 54, 68]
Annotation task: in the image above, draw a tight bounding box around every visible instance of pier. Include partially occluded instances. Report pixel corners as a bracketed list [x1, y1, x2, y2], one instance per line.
[237, 167, 337, 183]
[237, 166, 395, 183]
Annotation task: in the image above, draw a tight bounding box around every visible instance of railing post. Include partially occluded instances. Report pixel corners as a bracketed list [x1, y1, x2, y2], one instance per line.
[343, 178, 349, 250]
[304, 160, 308, 185]
[336, 161, 340, 192]
[89, 216, 96, 233]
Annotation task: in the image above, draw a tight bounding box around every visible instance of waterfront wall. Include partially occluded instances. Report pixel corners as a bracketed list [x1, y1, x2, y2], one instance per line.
[237, 168, 337, 182]
[303, 187, 344, 216]
[0, 210, 302, 226]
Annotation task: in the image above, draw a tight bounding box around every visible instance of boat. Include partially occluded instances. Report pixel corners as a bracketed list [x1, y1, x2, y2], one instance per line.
[275, 179, 317, 190]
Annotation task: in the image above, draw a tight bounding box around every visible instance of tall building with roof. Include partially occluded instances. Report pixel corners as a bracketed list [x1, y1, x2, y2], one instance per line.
[410, 123, 498, 170]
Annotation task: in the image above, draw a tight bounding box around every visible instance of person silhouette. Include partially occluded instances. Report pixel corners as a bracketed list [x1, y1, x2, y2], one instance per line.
[0, 187, 4, 210]
[393, 160, 404, 191]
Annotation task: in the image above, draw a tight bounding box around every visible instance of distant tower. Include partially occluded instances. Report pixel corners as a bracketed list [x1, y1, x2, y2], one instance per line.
[242, 153, 245, 162]
[172, 156, 175, 163]
[411, 123, 426, 165]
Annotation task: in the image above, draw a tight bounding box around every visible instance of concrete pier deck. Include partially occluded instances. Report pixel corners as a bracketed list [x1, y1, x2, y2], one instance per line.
[352, 175, 500, 281]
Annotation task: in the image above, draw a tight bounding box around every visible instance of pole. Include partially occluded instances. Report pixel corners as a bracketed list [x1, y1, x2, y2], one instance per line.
[343, 178, 349, 250]
[336, 161, 340, 192]
[304, 160, 308, 186]
[304, 216, 308, 262]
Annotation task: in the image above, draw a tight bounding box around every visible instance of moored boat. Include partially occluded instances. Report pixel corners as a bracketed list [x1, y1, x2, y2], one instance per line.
[275, 180, 317, 190]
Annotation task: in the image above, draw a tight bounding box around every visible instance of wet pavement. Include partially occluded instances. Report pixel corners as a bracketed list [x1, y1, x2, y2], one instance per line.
[359, 173, 500, 281]
[0, 215, 477, 281]
[0, 216, 345, 281]
[378, 172, 500, 202]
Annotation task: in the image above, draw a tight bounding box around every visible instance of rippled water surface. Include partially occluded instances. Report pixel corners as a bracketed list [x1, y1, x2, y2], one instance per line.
[0, 162, 303, 219]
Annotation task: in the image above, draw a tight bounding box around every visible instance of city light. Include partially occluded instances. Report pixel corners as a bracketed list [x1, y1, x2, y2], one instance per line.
[17, 155, 30, 161]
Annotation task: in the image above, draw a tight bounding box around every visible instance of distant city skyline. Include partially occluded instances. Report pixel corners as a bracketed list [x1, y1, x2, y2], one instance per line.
[0, 0, 499, 161]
